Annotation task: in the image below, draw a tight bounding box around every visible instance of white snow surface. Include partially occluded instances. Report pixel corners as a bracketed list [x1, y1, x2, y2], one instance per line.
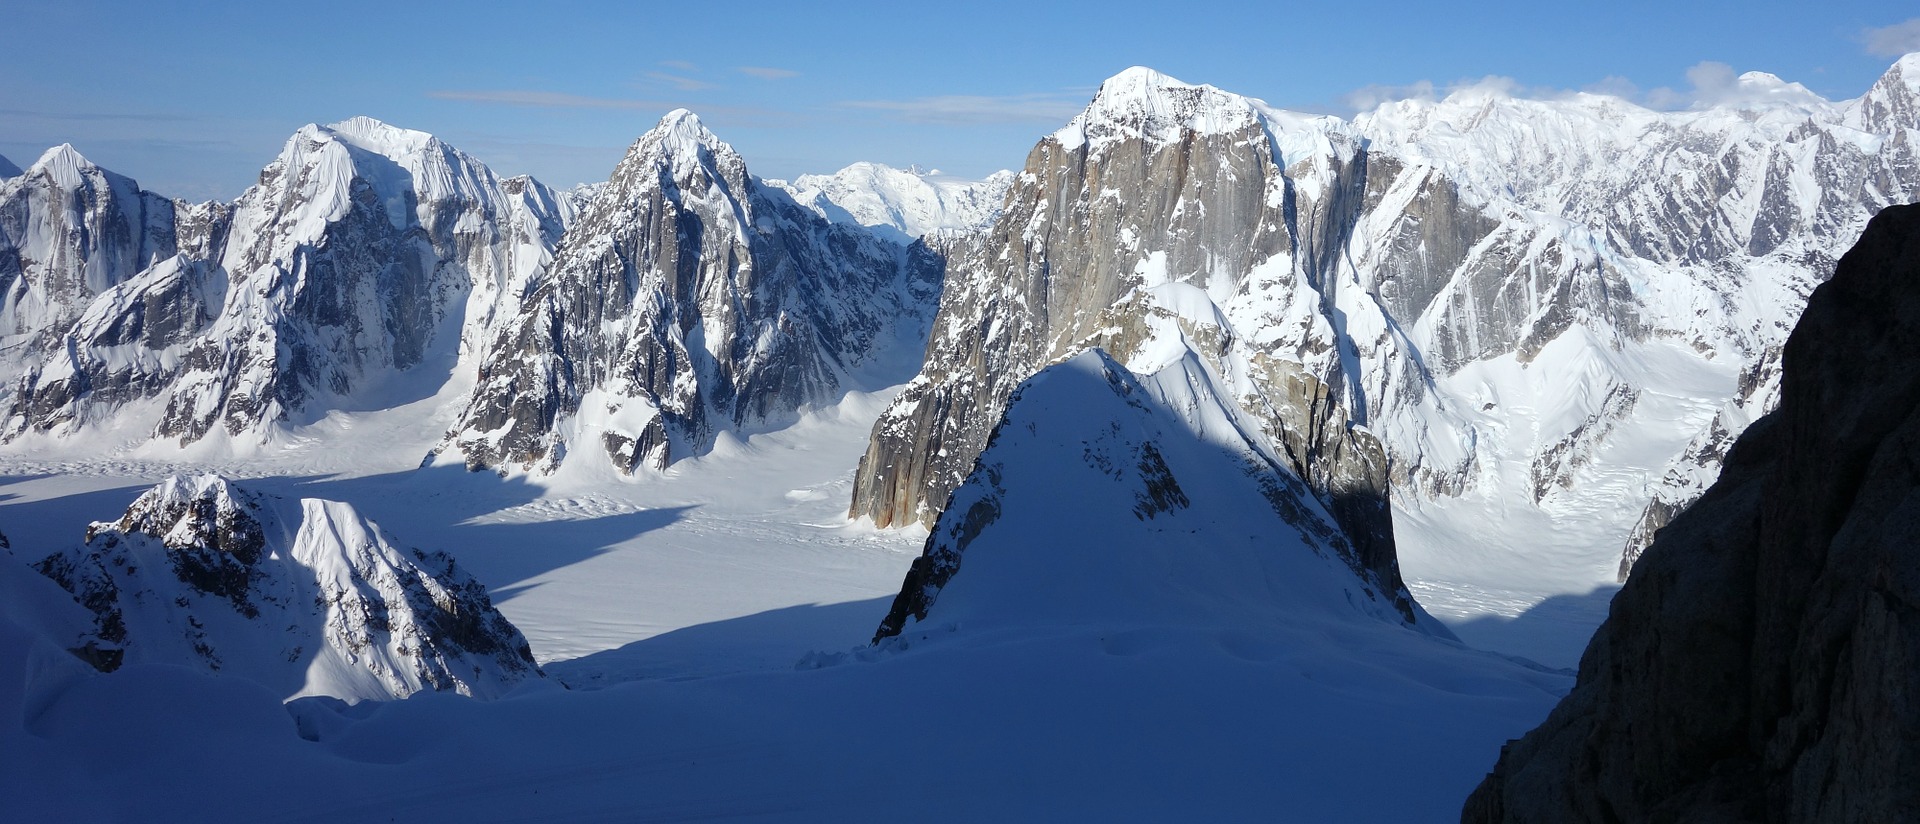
[0, 378, 1568, 821]
[769, 162, 1014, 244]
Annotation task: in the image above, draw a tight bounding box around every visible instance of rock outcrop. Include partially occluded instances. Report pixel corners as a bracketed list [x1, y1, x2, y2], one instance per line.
[442, 110, 939, 474]
[28, 474, 542, 702]
[1463, 203, 1920, 822]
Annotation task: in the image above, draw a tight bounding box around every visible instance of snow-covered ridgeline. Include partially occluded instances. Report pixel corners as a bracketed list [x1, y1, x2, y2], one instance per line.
[18, 474, 541, 702]
[767, 162, 1014, 245]
[5, 117, 577, 446]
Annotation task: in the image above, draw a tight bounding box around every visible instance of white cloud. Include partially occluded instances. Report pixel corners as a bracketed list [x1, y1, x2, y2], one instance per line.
[658, 60, 698, 72]
[738, 66, 799, 80]
[840, 93, 1085, 125]
[644, 72, 716, 92]
[1864, 18, 1920, 57]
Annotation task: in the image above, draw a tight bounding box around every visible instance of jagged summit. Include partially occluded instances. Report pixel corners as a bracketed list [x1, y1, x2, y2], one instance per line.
[1852, 52, 1920, 132]
[1055, 66, 1268, 151]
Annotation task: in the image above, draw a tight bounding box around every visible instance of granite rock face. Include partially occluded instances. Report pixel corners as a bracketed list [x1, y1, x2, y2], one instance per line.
[853, 60, 1920, 585]
[443, 110, 938, 474]
[1464, 203, 1920, 822]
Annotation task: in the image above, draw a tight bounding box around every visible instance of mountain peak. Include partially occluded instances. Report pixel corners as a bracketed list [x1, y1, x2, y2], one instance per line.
[0, 152, 20, 178]
[318, 115, 438, 158]
[28, 144, 100, 190]
[640, 108, 728, 156]
[1057, 66, 1265, 151]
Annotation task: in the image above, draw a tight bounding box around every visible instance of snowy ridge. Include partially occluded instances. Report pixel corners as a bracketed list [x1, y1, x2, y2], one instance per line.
[878, 346, 1429, 641]
[4, 117, 577, 447]
[769, 162, 1013, 244]
[442, 110, 939, 475]
[26, 474, 541, 702]
[1055, 66, 1271, 153]
[0, 144, 187, 368]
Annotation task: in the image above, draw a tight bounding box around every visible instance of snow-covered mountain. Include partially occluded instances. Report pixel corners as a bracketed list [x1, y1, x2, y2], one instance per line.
[5, 117, 576, 446]
[1467, 202, 1920, 823]
[25, 474, 541, 702]
[440, 110, 941, 474]
[768, 162, 1013, 244]
[0, 145, 206, 371]
[852, 59, 1920, 594]
[876, 346, 1430, 643]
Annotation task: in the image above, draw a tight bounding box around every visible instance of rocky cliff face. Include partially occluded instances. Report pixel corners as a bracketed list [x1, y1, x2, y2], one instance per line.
[852, 60, 1920, 591]
[5, 117, 573, 444]
[875, 346, 1430, 643]
[443, 110, 938, 474]
[28, 474, 542, 702]
[1464, 203, 1920, 822]
[0, 145, 204, 370]
[850, 69, 1403, 570]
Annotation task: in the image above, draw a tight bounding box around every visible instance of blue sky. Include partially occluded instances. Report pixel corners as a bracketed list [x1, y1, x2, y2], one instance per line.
[3, 0, 1917, 199]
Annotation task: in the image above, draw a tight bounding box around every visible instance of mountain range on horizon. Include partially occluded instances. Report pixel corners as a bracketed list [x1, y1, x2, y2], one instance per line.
[3, 49, 1920, 821]
[3, 55, 1918, 593]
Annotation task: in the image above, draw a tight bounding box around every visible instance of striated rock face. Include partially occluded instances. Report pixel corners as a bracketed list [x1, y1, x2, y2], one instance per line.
[443, 110, 938, 474]
[29, 474, 542, 702]
[0, 145, 201, 367]
[853, 59, 1920, 586]
[875, 347, 1430, 643]
[5, 117, 575, 444]
[1464, 204, 1920, 822]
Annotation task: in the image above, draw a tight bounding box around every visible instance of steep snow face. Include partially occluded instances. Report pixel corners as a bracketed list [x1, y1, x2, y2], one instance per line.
[444, 110, 939, 475]
[26, 474, 541, 702]
[5, 118, 575, 445]
[877, 347, 1428, 641]
[768, 163, 1013, 244]
[855, 58, 1920, 599]
[0, 145, 191, 366]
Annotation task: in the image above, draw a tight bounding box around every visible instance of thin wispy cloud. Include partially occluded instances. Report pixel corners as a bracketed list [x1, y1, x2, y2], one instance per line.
[644, 72, 717, 92]
[1864, 18, 1920, 57]
[659, 60, 698, 72]
[839, 93, 1085, 125]
[428, 90, 669, 110]
[738, 66, 799, 80]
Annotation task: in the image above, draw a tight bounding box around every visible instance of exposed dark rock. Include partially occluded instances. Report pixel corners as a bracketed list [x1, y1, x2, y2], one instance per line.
[1464, 203, 1920, 823]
